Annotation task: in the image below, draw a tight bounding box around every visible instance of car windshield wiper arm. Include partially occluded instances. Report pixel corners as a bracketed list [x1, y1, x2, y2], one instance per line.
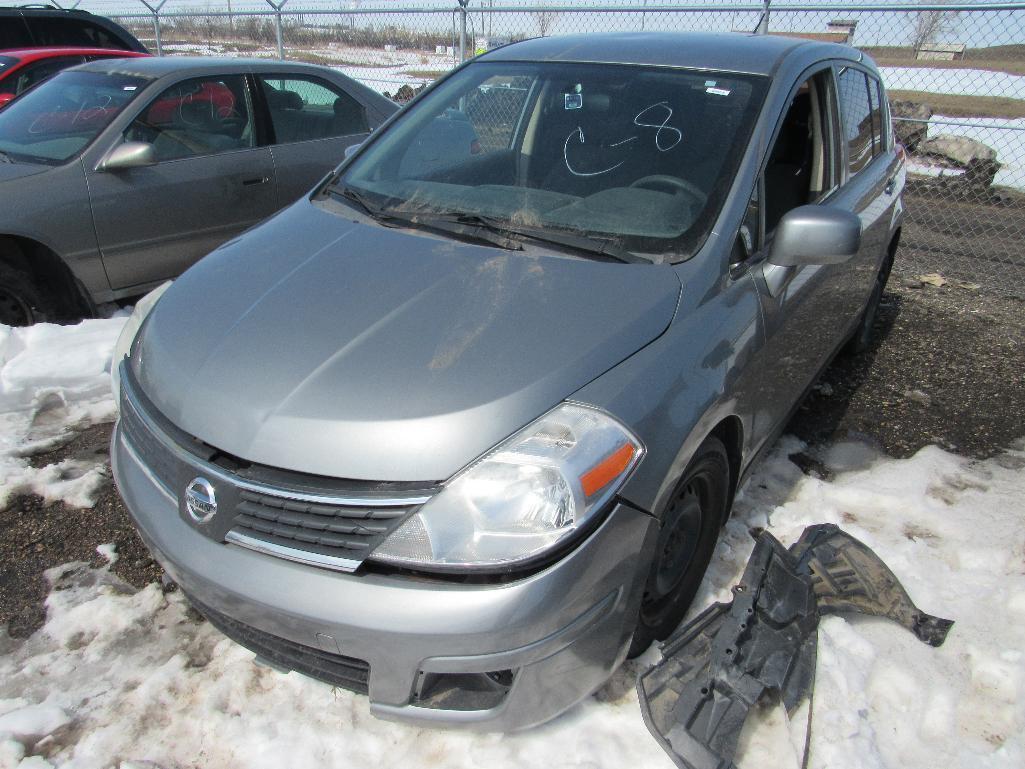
[328, 186, 522, 251]
[0, 151, 12, 164]
[327, 183, 386, 221]
[426, 212, 652, 265]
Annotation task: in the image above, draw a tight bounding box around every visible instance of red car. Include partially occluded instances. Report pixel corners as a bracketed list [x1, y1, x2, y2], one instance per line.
[0, 47, 148, 108]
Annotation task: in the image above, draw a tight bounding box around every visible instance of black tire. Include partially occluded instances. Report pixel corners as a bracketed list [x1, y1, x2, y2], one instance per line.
[0, 262, 57, 326]
[845, 249, 895, 356]
[628, 435, 731, 658]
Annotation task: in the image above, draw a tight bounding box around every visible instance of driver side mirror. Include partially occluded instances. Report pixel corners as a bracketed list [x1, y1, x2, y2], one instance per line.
[100, 141, 156, 172]
[768, 205, 862, 267]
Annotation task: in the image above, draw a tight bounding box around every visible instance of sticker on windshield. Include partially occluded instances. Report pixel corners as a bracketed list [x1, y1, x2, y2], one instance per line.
[564, 93, 582, 110]
[706, 87, 731, 97]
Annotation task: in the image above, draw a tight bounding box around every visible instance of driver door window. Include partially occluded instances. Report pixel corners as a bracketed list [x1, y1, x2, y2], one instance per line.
[125, 75, 255, 162]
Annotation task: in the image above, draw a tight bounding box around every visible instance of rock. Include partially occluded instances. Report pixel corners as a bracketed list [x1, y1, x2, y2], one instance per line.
[961, 157, 1000, 193]
[920, 134, 1001, 195]
[921, 133, 997, 166]
[904, 389, 932, 407]
[890, 100, 933, 151]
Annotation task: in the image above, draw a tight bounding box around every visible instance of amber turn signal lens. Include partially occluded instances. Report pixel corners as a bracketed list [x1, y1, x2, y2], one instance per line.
[580, 443, 636, 497]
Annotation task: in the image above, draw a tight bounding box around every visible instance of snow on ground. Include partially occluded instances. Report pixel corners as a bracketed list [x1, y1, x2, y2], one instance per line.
[1, 321, 1024, 769]
[879, 66, 1025, 100]
[0, 316, 128, 509]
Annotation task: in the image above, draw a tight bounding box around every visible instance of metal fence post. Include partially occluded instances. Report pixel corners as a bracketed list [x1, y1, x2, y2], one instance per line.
[757, 0, 770, 34]
[138, 0, 167, 55]
[457, 0, 468, 62]
[265, 0, 289, 60]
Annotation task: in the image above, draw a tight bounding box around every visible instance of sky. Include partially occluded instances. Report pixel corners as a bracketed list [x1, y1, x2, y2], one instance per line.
[69, 1, 1025, 50]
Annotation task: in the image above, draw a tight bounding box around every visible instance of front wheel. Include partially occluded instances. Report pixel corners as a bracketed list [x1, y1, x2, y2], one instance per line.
[628, 435, 730, 658]
[0, 262, 56, 327]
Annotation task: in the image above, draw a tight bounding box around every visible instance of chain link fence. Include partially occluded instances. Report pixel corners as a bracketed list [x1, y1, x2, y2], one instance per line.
[74, 1, 1025, 296]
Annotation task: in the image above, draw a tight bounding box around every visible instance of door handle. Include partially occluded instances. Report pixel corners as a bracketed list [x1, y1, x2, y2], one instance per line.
[884, 176, 896, 195]
[241, 176, 269, 186]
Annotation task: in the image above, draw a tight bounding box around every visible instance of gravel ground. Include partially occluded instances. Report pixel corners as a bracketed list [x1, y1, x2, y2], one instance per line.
[1, 279, 1023, 639]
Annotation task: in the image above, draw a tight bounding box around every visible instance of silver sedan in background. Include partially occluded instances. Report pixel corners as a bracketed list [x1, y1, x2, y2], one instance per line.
[0, 56, 396, 325]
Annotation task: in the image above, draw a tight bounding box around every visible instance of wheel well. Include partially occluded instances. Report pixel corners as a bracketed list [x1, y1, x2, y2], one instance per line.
[0, 235, 92, 320]
[710, 416, 743, 526]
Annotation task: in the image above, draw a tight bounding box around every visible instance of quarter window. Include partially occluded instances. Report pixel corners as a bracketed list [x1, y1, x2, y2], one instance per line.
[257, 75, 369, 143]
[868, 75, 886, 154]
[837, 67, 873, 175]
[125, 75, 255, 162]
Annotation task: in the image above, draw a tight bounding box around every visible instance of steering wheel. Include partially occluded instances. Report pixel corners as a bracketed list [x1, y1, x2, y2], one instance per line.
[630, 175, 708, 209]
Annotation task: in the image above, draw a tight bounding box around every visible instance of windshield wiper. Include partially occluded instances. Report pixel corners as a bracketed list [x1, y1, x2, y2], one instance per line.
[327, 184, 522, 251]
[327, 183, 384, 221]
[423, 212, 653, 265]
[0, 151, 12, 164]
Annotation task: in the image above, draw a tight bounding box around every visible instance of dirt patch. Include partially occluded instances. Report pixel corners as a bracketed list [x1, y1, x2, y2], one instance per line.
[1, 280, 1023, 638]
[0, 424, 163, 639]
[787, 280, 1025, 458]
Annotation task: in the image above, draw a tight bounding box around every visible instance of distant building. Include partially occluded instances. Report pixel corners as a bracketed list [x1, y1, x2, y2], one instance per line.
[753, 18, 858, 46]
[916, 43, 967, 61]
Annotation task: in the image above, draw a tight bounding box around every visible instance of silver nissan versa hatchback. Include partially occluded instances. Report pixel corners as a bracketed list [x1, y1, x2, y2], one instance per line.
[112, 32, 904, 730]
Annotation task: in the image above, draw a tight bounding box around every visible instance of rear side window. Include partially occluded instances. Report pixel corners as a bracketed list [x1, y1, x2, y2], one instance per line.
[0, 17, 31, 49]
[257, 75, 369, 144]
[868, 76, 886, 153]
[25, 17, 120, 49]
[836, 67, 873, 176]
[463, 74, 534, 152]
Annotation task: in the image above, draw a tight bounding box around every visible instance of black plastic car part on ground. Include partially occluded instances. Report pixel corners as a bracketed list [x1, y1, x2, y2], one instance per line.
[637, 524, 954, 769]
[0, 7, 147, 53]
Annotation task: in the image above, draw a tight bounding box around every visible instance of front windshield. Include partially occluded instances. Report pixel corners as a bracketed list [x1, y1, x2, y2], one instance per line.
[0, 69, 149, 164]
[340, 61, 766, 261]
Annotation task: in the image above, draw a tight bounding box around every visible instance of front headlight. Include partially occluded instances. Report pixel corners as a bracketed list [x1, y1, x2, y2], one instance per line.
[110, 281, 172, 412]
[369, 403, 643, 571]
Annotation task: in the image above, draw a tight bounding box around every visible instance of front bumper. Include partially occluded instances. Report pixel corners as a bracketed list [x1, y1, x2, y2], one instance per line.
[112, 421, 657, 730]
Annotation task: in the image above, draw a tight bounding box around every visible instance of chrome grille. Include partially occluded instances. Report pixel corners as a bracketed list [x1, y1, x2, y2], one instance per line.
[231, 489, 411, 560]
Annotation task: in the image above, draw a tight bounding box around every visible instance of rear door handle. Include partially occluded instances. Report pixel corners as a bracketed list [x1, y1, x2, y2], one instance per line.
[884, 176, 896, 195]
[241, 176, 269, 187]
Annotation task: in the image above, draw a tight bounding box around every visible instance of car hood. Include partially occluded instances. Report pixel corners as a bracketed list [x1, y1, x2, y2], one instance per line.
[133, 200, 681, 482]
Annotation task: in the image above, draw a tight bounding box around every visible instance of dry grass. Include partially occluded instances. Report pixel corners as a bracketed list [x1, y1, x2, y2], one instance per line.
[889, 90, 1025, 120]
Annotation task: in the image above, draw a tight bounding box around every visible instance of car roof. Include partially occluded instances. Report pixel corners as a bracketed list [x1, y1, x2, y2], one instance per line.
[1, 47, 148, 62]
[73, 55, 343, 79]
[0, 7, 147, 54]
[479, 31, 861, 76]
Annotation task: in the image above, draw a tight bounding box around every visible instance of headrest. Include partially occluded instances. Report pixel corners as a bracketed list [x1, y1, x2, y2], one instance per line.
[267, 89, 302, 110]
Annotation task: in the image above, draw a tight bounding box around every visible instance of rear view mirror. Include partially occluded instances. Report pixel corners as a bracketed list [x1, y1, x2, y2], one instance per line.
[768, 205, 862, 267]
[101, 141, 155, 171]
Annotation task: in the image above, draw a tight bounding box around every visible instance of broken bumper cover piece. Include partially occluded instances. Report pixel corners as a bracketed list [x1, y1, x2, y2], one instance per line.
[637, 523, 954, 769]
